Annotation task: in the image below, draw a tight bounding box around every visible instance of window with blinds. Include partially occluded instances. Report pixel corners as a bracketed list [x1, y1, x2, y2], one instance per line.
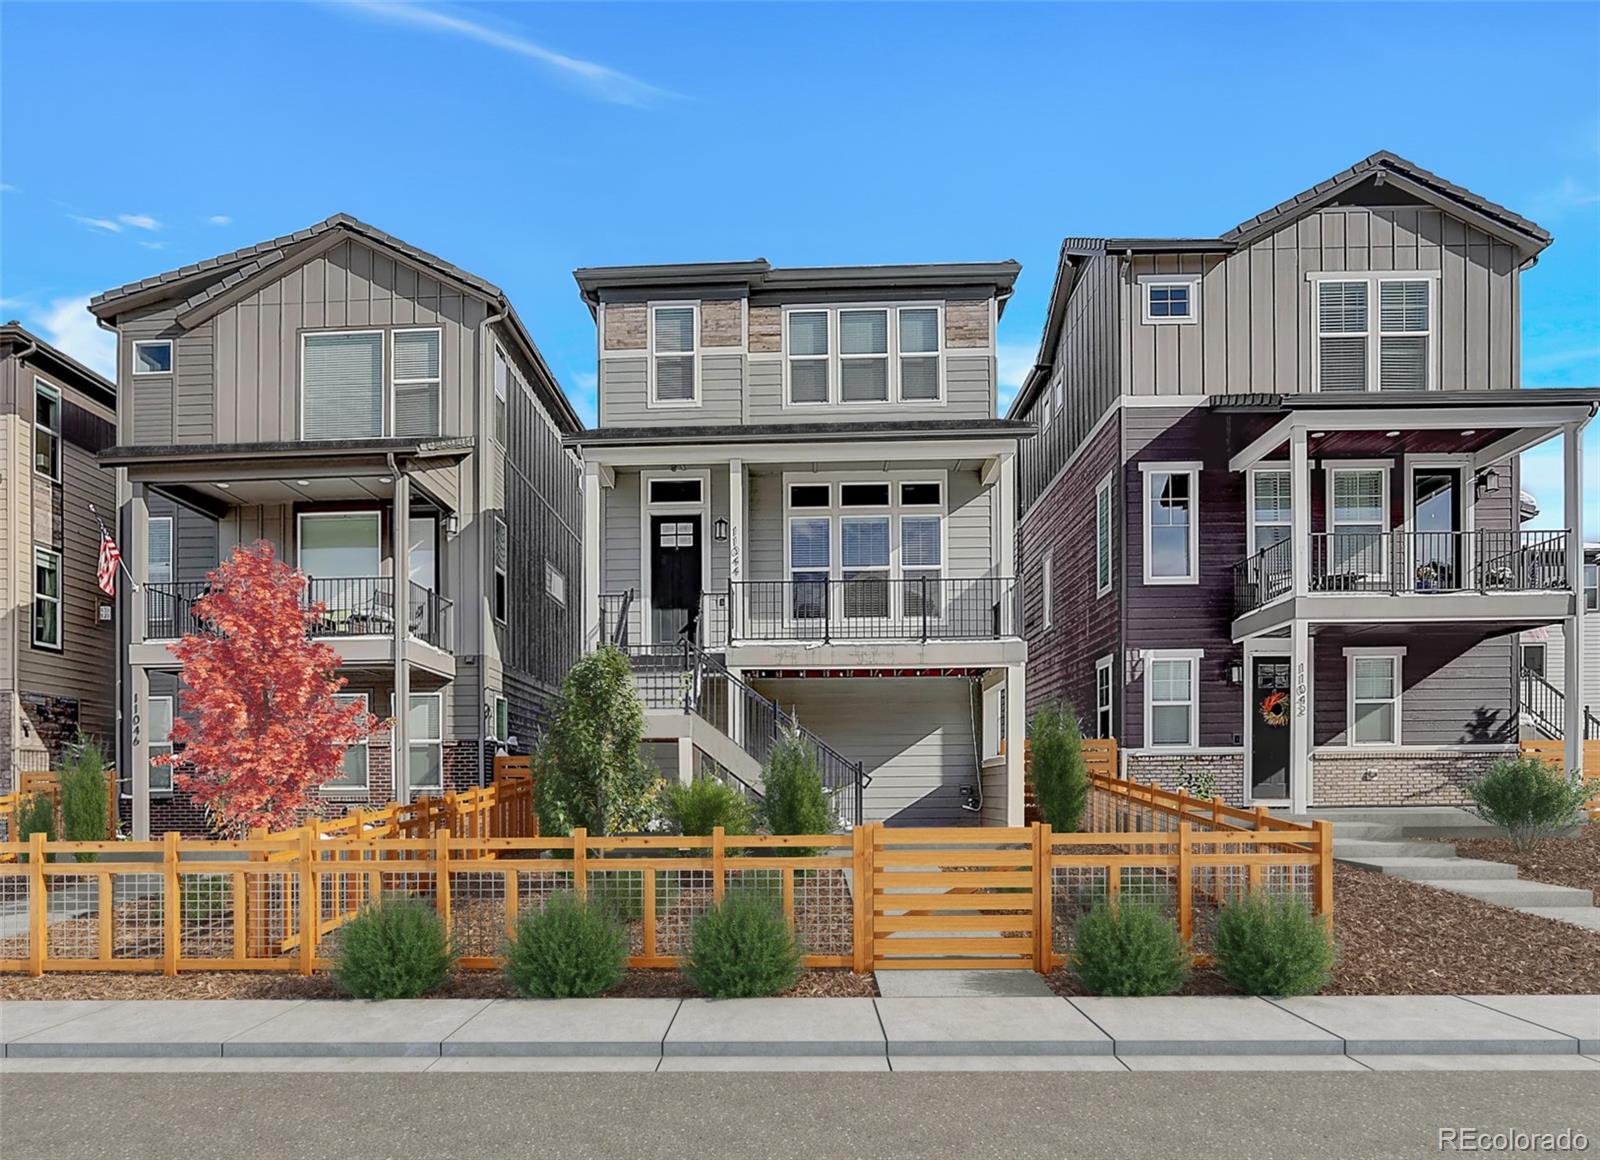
[1330, 468, 1387, 577]
[1316, 281, 1369, 392]
[148, 517, 174, 585]
[1379, 280, 1430, 391]
[787, 311, 829, 404]
[392, 328, 441, 437]
[1251, 470, 1292, 553]
[902, 515, 942, 617]
[651, 306, 697, 404]
[302, 331, 384, 439]
[789, 516, 830, 619]
[493, 347, 510, 446]
[493, 516, 509, 623]
[898, 308, 941, 401]
[839, 310, 889, 402]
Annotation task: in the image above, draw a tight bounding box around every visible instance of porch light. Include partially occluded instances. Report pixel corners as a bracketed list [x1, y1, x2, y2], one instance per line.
[1477, 468, 1504, 494]
[1384, 430, 1400, 437]
[1461, 429, 1476, 436]
[1227, 661, 1244, 685]
[215, 482, 230, 490]
[713, 517, 729, 542]
[295, 479, 311, 487]
[444, 513, 459, 538]
[1310, 431, 1325, 438]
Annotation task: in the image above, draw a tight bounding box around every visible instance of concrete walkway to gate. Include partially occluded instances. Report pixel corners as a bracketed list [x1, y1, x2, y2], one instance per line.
[2, 994, 1596, 1072]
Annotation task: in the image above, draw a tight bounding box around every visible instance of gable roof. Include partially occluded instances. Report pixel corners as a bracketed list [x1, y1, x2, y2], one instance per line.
[0, 322, 117, 410]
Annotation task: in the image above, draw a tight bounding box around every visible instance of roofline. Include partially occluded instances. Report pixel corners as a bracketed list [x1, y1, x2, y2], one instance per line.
[0, 322, 117, 408]
[565, 418, 1034, 448]
[1207, 387, 1600, 412]
[99, 435, 477, 467]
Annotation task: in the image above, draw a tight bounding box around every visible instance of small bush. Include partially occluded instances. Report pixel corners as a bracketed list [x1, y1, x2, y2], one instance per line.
[1030, 702, 1090, 832]
[760, 726, 834, 854]
[17, 793, 55, 860]
[662, 775, 755, 837]
[1070, 900, 1190, 997]
[685, 892, 802, 998]
[331, 897, 454, 999]
[1467, 755, 1591, 852]
[59, 736, 110, 860]
[1212, 892, 1336, 996]
[504, 892, 628, 999]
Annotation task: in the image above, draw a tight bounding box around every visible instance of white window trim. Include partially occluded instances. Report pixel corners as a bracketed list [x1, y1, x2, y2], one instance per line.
[1144, 648, 1203, 751]
[1247, 463, 1292, 557]
[299, 329, 385, 440]
[1325, 462, 1392, 580]
[148, 694, 175, 796]
[1521, 641, 1546, 676]
[783, 308, 831, 407]
[32, 547, 62, 651]
[1041, 551, 1054, 630]
[148, 516, 174, 585]
[895, 304, 944, 405]
[1344, 646, 1405, 748]
[982, 681, 1005, 759]
[492, 343, 511, 447]
[131, 339, 174, 376]
[646, 301, 700, 409]
[1138, 273, 1200, 326]
[1585, 561, 1599, 612]
[837, 307, 892, 407]
[1094, 653, 1115, 739]
[1307, 271, 1440, 393]
[323, 693, 371, 793]
[486, 691, 510, 743]
[394, 691, 445, 792]
[1139, 461, 1201, 586]
[545, 560, 567, 607]
[1095, 471, 1114, 597]
[640, 468, 712, 644]
[493, 515, 509, 625]
[390, 326, 443, 439]
[779, 302, 947, 409]
[33, 379, 61, 482]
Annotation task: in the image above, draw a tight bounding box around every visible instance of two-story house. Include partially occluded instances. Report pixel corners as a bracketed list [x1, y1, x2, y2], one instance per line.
[88, 215, 584, 837]
[1012, 152, 1595, 813]
[0, 325, 118, 787]
[570, 259, 1032, 826]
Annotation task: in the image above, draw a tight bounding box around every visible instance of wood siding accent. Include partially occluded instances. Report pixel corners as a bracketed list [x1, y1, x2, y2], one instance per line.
[944, 301, 990, 349]
[603, 302, 647, 351]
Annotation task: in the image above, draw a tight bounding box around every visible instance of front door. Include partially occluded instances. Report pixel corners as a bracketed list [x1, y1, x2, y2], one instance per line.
[651, 514, 702, 644]
[1412, 469, 1461, 590]
[1249, 657, 1292, 801]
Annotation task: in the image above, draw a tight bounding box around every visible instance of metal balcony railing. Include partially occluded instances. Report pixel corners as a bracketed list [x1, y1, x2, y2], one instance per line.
[727, 576, 1017, 643]
[144, 576, 452, 650]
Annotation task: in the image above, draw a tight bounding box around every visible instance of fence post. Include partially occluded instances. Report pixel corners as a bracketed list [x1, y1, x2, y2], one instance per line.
[712, 825, 726, 903]
[572, 827, 588, 901]
[1176, 822, 1193, 945]
[1314, 819, 1334, 927]
[162, 831, 181, 976]
[434, 826, 452, 937]
[1249, 807, 1269, 893]
[298, 826, 316, 976]
[852, 825, 868, 973]
[1034, 821, 1053, 973]
[27, 831, 45, 976]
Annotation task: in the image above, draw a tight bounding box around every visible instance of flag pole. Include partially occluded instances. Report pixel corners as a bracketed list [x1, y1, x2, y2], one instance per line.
[88, 503, 139, 590]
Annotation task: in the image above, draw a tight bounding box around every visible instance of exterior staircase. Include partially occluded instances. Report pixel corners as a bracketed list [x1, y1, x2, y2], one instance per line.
[1520, 665, 1600, 741]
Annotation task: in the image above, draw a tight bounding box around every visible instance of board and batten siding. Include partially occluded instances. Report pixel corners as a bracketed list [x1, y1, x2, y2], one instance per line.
[147, 495, 220, 583]
[1121, 205, 1520, 397]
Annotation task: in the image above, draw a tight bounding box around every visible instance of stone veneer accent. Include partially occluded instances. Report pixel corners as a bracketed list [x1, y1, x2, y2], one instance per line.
[1310, 748, 1514, 807]
[699, 299, 742, 348]
[748, 306, 781, 353]
[1123, 752, 1246, 806]
[944, 301, 990, 348]
[603, 302, 647, 351]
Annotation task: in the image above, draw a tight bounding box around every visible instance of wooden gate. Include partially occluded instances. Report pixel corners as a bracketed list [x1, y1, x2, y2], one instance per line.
[867, 824, 1043, 970]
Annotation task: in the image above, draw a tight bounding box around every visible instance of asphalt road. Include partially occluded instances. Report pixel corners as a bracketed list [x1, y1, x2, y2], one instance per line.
[2, 1072, 1597, 1160]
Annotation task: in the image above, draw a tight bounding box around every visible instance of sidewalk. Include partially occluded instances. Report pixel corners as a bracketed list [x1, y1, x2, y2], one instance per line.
[1, 994, 1596, 1072]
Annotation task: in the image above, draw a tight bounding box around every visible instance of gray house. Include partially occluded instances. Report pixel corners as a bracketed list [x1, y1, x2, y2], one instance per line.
[0, 325, 119, 787]
[88, 216, 584, 837]
[1012, 152, 1595, 812]
[571, 259, 1031, 826]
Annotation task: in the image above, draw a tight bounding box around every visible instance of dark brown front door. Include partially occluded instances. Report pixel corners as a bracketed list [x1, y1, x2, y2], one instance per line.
[1250, 657, 1292, 800]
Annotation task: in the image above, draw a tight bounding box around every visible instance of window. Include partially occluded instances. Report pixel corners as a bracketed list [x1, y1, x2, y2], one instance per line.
[33, 548, 61, 649]
[902, 514, 942, 616]
[298, 513, 381, 577]
[132, 340, 172, 375]
[648, 478, 702, 505]
[900, 482, 941, 506]
[1142, 464, 1199, 584]
[1041, 551, 1054, 630]
[491, 695, 510, 743]
[1052, 375, 1064, 416]
[1095, 473, 1113, 596]
[392, 328, 441, 438]
[789, 516, 830, 619]
[302, 331, 384, 439]
[148, 516, 174, 585]
[1328, 467, 1387, 577]
[790, 483, 830, 508]
[839, 310, 889, 403]
[493, 348, 510, 446]
[324, 693, 370, 791]
[786, 310, 829, 405]
[493, 516, 508, 623]
[1038, 392, 1051, 429]
[545, 561, 566, 606]
[1378, 280, 1431, 391]
[1347, 649, 1402, 746]
[34, 380, 60, 480]
[147, 695, 174, 794]
[1146, 652, 1199, 748]
[650, 305, 697, 405]
[982, 682, 1005, 759]
[841, 516, 890, 616]
[1585, 562, 1598, 612]
[1141, 275, 1199, 325]
[1250, 468, 1292, 555]
[401, 692, 444, 792]
[840, 482, 890, 507]
[1522, 642, 1546, 678]
[898, 307, 941, 401]
[1095, 654, 1114, 738]
[1316, 280, 1369, 393]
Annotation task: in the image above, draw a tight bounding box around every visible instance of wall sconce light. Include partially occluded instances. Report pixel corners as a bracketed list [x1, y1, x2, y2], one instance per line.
[1227, 661, 1244, 686]
[713, 517, 729, 542]
[444, 513, 459, 538]
[1476, 468, 1503, 496]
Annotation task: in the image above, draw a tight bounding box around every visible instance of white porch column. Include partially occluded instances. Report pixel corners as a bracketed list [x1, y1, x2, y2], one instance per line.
[582, 461, 604, 650]
[129, 666, 151, 840]
[1290, 427, 1310, 596]
[996, 453, 1017, 634]
[1562, 421, 1586, 774]
[125, 483, 151, 838]
[392, 473, 412, 804]
[676, 737, 695, 787]
[727, 458, 744, 653]
[1291, 618, 1313, 814]
[1005, 662, 1026, 826]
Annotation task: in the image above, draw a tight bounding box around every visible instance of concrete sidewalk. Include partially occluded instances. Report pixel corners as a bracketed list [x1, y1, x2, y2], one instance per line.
[2, 994, 1596, 1072]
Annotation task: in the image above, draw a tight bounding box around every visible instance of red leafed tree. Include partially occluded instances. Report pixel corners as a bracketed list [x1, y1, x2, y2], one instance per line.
[161, 541, 376, 833]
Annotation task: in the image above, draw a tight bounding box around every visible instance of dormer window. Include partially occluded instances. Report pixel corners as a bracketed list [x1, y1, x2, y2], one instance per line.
[1140, 275, 1199, 325]
[649, 304, 698, 406]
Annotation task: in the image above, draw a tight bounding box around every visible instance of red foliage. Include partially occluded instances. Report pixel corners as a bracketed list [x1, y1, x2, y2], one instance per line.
[159, 541, 376, 833]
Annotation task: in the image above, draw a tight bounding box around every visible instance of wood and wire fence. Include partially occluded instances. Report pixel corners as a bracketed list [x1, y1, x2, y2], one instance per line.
[0, 769, 120, 848]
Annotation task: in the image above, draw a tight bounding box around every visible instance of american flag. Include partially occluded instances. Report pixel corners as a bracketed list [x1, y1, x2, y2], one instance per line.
[97, 530, 122, 597]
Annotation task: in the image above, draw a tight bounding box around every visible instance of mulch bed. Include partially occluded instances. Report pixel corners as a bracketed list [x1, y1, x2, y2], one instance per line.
[1446, 822, 1599, 905]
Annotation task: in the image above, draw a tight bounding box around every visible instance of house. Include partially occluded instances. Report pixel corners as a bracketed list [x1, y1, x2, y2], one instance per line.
[1011, 151, 1596, 812]
[0, 325, 119, 788]
[87, 215, 584, 837]
[569, 259, 1031, 826]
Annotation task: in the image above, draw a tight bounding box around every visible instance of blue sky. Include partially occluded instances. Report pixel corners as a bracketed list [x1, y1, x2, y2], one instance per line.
[2, 1, 1596, 533]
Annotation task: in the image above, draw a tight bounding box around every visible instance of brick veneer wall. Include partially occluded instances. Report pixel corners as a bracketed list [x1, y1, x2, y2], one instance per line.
[1123, 751, 1246, 805]
[1310, 748, 1514, 807]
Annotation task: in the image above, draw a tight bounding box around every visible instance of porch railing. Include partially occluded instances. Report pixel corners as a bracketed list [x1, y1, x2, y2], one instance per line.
[1233, 530, 1571, 615]
[1520, 666, 1600, 742]
[143, 577, 452, 650]
[727, 576, 1017, 643]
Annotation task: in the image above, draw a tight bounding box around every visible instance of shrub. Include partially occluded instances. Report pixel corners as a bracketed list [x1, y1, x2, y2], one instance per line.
[59, 735, 110, 860]
[760, 726, 834, 853]
[331, 897, 454, 999]
[1212, 892, 1336, 996]
[17, 793, 55, 860]
[1070, 900, 1190, 997]
[504, 892, 628, 999]
[1467, 755, 1591, 852]
[684, 892, 802, 998]
[662, 774, 755, 837]
[1030, 702, 1090, 832]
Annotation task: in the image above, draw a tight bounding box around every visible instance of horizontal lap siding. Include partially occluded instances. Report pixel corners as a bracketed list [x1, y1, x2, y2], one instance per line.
[175, 322, 214, 443]
[744, 356, 994, 427]
[599, 354, 744, 427]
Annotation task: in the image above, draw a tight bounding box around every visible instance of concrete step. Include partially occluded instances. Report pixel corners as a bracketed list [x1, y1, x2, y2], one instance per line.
[1428, 879, 1595, 909]
[1337, 857, 1519, 882]
[1519, 906, 1600, 931]
[1324, 822, 1405, 842]
[1334, 839, 1457, 860]
[1308, 808, 1504, 841]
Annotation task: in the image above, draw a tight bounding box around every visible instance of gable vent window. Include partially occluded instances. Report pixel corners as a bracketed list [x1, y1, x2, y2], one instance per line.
[1316, 281, 1369, 393]
[839, 310, 890, 403]
[302, 331, 383, 439]
[1379, 280, 1430, 391]
[392, 328, 441, 438]
[650, 305, 698, 405]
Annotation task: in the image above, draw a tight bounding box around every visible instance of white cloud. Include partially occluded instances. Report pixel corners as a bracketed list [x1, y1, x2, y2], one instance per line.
[0, 183, 16, 193]
[70, 215, 122, 233]
[995, 342, 1036, 415]
[118, 213, 161, 231]
[331, 1, 674, 107]
[1526, 176, 1600, 219]
[139, 241, 166, 250]
[206, 215, 232, 226]
[32, 296, 116, 379]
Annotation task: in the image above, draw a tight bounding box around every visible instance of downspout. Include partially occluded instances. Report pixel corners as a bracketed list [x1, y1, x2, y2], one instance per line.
[476, 303, 509, 791]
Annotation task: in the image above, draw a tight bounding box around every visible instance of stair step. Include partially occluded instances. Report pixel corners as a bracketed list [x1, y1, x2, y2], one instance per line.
[1326, 822, 1405, 841]
[1519, 906, 1600, 931]
[1333, 839, 1457, 859]
[1430, 880, 1595, 909]
[1335, 857, 1519, 881]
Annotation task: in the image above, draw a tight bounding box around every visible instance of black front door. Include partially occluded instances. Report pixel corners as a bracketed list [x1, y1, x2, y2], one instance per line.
[1250, 657, 1292, 800]
[651, 515, 702, 643]
[1412, 469, 1461, 589]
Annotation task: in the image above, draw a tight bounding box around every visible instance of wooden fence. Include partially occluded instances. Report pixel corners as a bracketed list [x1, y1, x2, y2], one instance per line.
[0, 765, 1330, 977]
[1520, 739, 1600, 819]
[0, 769, 119, 846]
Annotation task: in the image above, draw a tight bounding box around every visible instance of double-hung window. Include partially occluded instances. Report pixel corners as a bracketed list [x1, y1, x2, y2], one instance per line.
[392, 328, 441, 438]
[302, 331, 384, 439]
[789, 513, 831, 621]
[1378, 280, 1431, 391]
[839, 310, 890, 403]
[147, 695, 175, 794]
[1095, 654, 1115, 738]
[324, 693, 370, 791]
[1146, 652, 1199, 748]
[901, 513, 942, 618]
[34, 380, 60, 480]
[1142, 464, 1198, 584]
[841, 515, 890, 617]
[1586, 562, 1599, 612]
[1328, 467, 1387, 579]
[1041, 552, 1054, 630]
[493, 517, 509, 623]
[1095, 472, 1113, 596]
[33, 549, 62, 649]
[1347, 649, 1402, 746]
[1316, 280, 1369, 392]
[493, 348, 510, 446]
[1316, 277, 1434, 392]
[897, 307, 941, 401]
[650, 305, 697, 405]
[1250, 469, 1292, 555]
[786, 311, 830, 405]
[399, 691, 444, 792]
[148, 516, 174, 585]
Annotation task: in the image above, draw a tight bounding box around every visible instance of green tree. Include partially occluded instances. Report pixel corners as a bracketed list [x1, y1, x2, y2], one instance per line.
[760, 725, 834, 850]
[534, 646, 660, 836]
[1030, 702, 1089, 832]
[59, 734, 111, 860]
[662, 774, 756, 836]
